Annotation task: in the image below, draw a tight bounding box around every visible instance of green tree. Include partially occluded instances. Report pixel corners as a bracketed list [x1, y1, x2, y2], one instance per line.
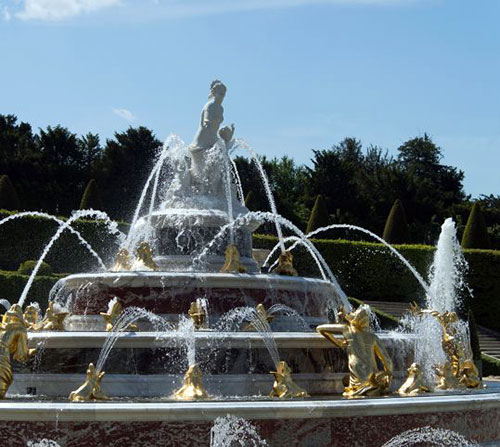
[382, 199, 410, 244]
[80, 179, 104, 210]
[0, 175, 20, 210]
[461, 203, 491, 249]
[95, 127, 162, 219]
[306, 194, 329, 234]
[35, 125, 87, 213]
[396, 134, 465, 229]
[79, 133, 102, 171]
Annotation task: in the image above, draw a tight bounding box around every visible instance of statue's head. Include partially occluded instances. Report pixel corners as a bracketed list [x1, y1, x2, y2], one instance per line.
[408, 362, 423, 379]
[209, 80, 226, 100]
[24, 305, 38, 323]
[346, 306, 370, 330]
[4, 304, 24, 325]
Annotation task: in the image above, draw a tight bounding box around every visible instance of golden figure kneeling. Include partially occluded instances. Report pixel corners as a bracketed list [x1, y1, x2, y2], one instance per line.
[69, 363, 109, 402]
[272, 251, 298, 276]
[132, 242, 159, 271]
[220, 244, 247, 273]
[398, 363, 430, 396]
[269, 361, 309, 398]
[317, 305, 393, 398]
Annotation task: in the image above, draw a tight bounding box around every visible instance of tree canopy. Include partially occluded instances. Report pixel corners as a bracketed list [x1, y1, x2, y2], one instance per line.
[0, 113, 498, 246]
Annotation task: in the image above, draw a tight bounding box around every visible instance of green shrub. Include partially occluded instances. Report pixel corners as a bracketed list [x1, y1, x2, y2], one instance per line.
[0, 175, 20, 211]
[80, 179, 104, 211]
[0, 270, 61, 310]
[382, 199, 410, 244]
[18, 260, 52, 276]
[306, 194, 329, 234]
[462, 203, 491, 249]
[253, 234, 500, 332]
[0, 209, 128, 273]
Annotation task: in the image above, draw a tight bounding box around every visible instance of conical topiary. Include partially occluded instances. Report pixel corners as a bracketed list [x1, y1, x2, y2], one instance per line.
[461, 203, 491, 249]
[80, 179, 104, 210]
[0, 175, 20, 211]
[382, 199, 410, 244]
[306, 194, 329, 235]
[244, 190, 259, 211]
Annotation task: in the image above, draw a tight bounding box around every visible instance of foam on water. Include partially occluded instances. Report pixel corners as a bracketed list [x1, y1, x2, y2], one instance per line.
[381, 426, 477, 446]
[210, 415, 267, 446]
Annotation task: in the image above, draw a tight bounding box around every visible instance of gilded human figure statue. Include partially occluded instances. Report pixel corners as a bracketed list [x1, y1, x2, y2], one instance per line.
[317, 306, 393, 398]
[410, 304, 481, 389]
[0, 304, 36, 399]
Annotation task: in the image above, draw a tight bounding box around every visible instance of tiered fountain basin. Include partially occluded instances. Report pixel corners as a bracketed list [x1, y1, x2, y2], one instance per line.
[12, 332, 412, 398]
[57, 272, 336, 330]
[3, 384, 500, 446]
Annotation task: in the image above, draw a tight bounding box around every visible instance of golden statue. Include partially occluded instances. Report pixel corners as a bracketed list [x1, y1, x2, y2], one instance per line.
[0, 304, 36, 399]
[269, 361, 309, 398]
[220, 244, 247, 273]
[242, 304, 273, 331]
[132, 242, 159, 271]
[272, 251, 297, 276]
[398, 363, 430, 396]
[317, 306, 393, 398]
[69, 363, 109, 402]
[23, 305, 39, 330]
[188, 299, 208, 330]
[458, 359, 481, 389]
[173, 364, 209, 400]
[434, 362, 457, 390]
[112, 247, 132, 272]
[38, 302, 68, 331]
[100, 299, 138, 332]
[411, 304, 481, 390]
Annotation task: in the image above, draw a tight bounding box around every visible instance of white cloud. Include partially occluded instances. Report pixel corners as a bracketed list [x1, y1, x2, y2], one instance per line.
[17, 0, 120, 21]
[112, 108, 136, 122]
[2, 6, 11, 21]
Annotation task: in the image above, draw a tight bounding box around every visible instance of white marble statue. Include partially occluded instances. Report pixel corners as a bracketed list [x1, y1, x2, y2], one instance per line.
[162, 80, 245, 213]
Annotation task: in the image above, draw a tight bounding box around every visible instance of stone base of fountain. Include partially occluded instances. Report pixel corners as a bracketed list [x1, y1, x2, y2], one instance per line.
[3, 385, 500, 446]
[54, 272, 339, 323]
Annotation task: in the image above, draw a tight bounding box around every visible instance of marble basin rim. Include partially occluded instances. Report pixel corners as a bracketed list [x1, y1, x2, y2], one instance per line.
[26, 331, 417, 350]
[2, 384, 500, 422]
[55, 271, 337, 293]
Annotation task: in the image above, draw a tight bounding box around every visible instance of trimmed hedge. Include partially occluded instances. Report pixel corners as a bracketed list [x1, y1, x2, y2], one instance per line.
[0, 209, 127, 273]
[0, 270, 61, 310]
[254, 234, 500, 332]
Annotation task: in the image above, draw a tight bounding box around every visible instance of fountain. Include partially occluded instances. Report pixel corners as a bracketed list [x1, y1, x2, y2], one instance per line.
[0, 81, 498, 446]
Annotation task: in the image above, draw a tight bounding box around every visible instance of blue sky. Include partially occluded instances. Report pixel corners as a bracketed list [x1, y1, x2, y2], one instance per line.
[1, 0, 499, 197]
